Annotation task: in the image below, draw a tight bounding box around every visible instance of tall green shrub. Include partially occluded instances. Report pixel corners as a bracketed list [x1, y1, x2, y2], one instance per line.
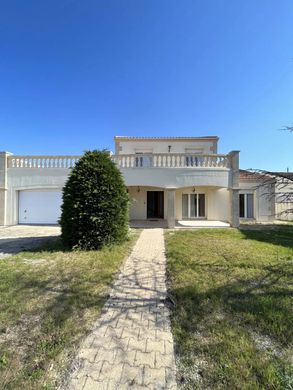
[60, 150, 129, 249]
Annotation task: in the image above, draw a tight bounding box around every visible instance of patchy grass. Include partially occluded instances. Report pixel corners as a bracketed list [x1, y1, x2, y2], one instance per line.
[166, 226, 293, 389]
[0, 231, 139, 389]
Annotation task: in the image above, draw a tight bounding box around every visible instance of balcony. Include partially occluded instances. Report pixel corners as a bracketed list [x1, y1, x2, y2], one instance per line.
[115, 153, 234, 188]
[114, 153, 231, 169]
[6, 153, 235, 189]
[8, 153, 231, 170]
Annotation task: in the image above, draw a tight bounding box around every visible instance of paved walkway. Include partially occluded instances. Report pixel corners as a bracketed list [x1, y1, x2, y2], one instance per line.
[0, 225, 61, 258]
[66, 229, 177, 390]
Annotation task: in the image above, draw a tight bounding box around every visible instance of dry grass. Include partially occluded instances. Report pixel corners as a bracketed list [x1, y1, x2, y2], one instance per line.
[0, 231, 139, 389]
[166, 226, 293, 389]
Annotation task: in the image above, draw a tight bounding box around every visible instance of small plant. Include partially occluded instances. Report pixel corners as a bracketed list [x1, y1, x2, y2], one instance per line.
[60, 150, 129, 249]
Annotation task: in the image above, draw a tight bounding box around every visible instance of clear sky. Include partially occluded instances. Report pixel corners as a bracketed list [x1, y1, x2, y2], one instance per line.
[0, 0, 292, 171]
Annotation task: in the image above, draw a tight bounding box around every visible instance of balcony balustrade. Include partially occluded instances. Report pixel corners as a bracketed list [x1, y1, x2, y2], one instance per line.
[7, 153, 231, 170]
[114, 153, 230, 169]
[7, 156, 80, 169]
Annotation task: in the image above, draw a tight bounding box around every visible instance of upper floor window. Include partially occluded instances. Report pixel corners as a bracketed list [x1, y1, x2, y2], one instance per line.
[239, 193, 254, 218]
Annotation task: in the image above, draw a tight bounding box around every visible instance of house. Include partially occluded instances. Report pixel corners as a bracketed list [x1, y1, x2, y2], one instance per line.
[273, 172, 293, 221]
[0, 136, 276, 227]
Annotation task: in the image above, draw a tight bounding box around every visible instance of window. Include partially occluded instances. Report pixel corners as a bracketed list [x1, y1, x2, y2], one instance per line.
[239, 193, 254, 218]
[182, 193, 205, 218]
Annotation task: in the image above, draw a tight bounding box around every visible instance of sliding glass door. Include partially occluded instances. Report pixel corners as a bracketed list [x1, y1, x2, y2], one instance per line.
[182, 193, 205, 218]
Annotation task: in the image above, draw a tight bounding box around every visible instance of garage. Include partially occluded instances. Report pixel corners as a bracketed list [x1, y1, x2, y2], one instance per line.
[18, 190, 62, 224]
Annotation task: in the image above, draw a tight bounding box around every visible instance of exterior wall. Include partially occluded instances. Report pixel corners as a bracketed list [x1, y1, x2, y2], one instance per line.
[275, 178, 293, 221]
[116, 138, 218, 155]
[129, 186, 231, 222]
[276, 203, 293, 221]
[175, 187, 230, 221]
[128, 186, 167, 220]
[121, 167, 231, 188]
[0, 139, 244, 226]
[5, 168, 69, 225]
[239, 181, 275, 222]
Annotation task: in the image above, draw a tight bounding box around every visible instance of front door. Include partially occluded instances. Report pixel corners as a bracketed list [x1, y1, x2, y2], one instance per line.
[147, 191, 164, 219]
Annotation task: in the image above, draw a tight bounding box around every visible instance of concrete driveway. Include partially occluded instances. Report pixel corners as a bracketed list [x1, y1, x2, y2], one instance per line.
[0, 225, 61, 258]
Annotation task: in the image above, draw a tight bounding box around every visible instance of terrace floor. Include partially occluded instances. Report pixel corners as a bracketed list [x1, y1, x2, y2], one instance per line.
[130, 220, 230, 229]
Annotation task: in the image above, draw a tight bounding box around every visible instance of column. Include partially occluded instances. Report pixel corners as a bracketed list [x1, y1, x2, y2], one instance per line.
[229, 151, 240, 227]
[230, 188, 240, 227]
[0, 152, 11, 226]
[167, 189, 176, 228]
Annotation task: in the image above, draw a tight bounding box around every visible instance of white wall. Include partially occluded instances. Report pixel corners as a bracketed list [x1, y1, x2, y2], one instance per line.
[121, 167, 231, 188]
[128, 186, 167, 220]
[239, 181, 275, 221]
[207, 188, 231, 221]
[174, 187, 230, 221]
[117, 140, 216, 154]
[275, 178, 293, 220]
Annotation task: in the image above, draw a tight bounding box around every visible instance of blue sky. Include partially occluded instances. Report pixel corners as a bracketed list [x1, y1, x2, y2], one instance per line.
[0, 0, 292, 171]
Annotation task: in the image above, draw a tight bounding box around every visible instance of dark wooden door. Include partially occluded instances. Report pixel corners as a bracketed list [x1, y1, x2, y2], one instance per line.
[147, 191, 164, 219]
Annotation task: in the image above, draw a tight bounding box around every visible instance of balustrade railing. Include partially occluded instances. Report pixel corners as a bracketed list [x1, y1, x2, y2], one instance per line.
[8, 156, 80, 169]
[114, 153, 230, 169]
[8, 153, 230, 169]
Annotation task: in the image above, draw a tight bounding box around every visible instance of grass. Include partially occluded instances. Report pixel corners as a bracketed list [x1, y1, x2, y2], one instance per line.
[0, 231, 139, 389]
[166, 225, 293, 389]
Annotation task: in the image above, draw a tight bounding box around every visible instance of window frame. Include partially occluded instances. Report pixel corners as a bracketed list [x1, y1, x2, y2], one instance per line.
[182, 192, 206, 219]
[239, 192, 254, 219]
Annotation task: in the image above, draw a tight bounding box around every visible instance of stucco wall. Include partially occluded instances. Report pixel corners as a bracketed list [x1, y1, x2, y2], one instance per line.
[128, 186, 167, 220]
[117, 140, 216, 154]
[207, 188, 231, 221]
[275, 178, 293, 220]
[239, 181, 275, 221]
[121, 168, 231, 188]
[128, 186, 231, 222]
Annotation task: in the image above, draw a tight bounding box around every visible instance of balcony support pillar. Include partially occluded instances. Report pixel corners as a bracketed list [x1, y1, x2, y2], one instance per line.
[230, 188, 240, 228]
[228, 151, 240, 228]
[167, 188, 176, 228]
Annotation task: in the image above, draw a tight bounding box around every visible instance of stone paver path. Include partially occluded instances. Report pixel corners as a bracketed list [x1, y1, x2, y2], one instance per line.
[67, 229, 177, 390]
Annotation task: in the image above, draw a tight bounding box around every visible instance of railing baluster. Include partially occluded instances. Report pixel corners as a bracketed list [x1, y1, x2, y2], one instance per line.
[7, 153, 231, 170]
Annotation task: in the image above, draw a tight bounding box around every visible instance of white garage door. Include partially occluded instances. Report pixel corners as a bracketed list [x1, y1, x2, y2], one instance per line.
[19, 190, 62, 224]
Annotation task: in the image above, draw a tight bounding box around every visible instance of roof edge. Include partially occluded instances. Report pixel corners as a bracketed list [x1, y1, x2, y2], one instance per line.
[114, 136, 219, 141]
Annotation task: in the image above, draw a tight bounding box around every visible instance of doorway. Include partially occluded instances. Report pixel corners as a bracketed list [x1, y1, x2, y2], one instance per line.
[147, 191, 164, 219]
[182, 193, 206, 218]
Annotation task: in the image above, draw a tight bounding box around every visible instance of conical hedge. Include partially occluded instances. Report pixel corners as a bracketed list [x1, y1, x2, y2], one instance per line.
[60, 150, 129, 249]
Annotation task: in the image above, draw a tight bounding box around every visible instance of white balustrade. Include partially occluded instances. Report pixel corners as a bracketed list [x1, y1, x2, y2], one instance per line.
[114, 153, 230, 169]
[8, 156, 80, 169]
[8, 153, 231, 170]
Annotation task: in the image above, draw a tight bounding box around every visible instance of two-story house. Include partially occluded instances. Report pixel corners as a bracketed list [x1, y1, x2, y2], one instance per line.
[0, 136, 275, 227]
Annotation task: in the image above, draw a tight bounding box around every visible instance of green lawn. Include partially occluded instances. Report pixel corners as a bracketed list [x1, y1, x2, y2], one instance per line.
[166, 226, 293, 389]
[0, 232, 138, 389]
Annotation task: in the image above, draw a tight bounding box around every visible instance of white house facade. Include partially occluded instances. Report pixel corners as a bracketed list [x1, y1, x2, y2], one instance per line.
[0, 136, 276, 228]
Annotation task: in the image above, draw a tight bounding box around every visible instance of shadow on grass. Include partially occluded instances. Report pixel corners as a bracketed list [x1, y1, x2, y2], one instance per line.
[239, 224, 293, 250]
[171, 261, 293, 346]
[0, 236, 63, 257]
[0, 268, 110, 386]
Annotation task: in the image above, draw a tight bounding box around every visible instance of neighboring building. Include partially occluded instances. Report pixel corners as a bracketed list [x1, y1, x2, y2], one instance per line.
[0, 136, 278, 227]
[273, 172, 293, 221]
[238, 170, 276, 222]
